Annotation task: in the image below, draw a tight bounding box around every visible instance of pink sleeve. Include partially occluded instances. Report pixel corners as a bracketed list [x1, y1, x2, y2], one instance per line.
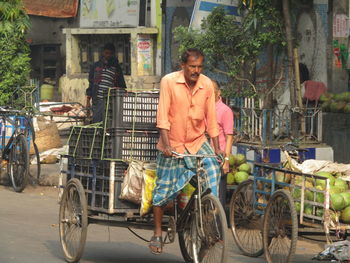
[222, 108, 234, 135]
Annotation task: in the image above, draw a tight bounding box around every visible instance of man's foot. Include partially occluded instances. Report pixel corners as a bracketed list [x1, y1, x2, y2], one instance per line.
[149, 236, 163, 255]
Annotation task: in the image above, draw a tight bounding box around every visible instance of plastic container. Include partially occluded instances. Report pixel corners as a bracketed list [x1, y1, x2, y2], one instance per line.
[68, 127, 109, 159]
[103, 88, 159, 130]
[67, 158, 135, 210]
[103, 128, 159, 161]
[40, 84, 54, 101]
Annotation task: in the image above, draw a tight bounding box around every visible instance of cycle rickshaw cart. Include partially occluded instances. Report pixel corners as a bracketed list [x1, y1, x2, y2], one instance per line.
[230, 151, 350, 263]
[58, 88, 228, 263]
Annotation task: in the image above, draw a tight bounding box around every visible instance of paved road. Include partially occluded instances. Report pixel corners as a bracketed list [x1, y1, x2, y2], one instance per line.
[0, 185, 328, 263]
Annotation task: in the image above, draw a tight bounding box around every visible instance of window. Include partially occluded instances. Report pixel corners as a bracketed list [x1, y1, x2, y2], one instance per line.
[79, 34, 131, 75]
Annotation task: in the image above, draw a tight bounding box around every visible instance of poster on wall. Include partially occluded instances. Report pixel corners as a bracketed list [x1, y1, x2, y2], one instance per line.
[80, 0, 139, 28]
[190, 0, 239, 30]
[137, 35, 153, 76]
[333, 14, 349, 38]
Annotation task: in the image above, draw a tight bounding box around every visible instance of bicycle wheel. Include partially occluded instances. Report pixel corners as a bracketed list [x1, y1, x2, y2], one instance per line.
[9, 134, 29, 192]
[178, 194, 228, 263]
[263, 189, 298, 263]
[178, 212, 200, 263]
[230, 179, 264, 257]
[59, 178, 88, 263]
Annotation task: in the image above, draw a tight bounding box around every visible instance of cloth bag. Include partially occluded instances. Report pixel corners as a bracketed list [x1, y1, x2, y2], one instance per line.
[119, 160, 144, 204]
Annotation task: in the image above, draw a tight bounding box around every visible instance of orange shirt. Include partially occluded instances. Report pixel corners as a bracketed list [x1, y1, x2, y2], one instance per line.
[156, 71, 219, 154]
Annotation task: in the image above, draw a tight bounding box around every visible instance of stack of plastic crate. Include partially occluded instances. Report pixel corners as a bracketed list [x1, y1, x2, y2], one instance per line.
[102, 88, 159, 161]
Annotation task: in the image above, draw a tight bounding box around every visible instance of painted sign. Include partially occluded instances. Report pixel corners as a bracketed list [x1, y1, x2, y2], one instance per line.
[333, 14, 349, 38]
[80, 0, 139, 28]
[190, 0, 239, 30]
[137, 35, 153, 76]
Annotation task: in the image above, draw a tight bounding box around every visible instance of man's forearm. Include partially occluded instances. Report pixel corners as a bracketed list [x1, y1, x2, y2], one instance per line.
[225, 134, 234, 157]
[211, 136, 221, 154]
[159, 128, 170, 147]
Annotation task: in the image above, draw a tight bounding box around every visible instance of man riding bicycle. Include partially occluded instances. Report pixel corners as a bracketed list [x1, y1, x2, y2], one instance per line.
[149, 48, 222, 255]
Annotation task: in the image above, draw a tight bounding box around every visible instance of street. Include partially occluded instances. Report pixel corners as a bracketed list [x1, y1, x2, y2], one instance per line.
[0, 185, 329, 263]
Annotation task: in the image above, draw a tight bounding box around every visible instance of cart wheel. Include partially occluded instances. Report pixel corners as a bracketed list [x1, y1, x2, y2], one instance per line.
[59, 178, 88, 263]
[9, 134, 29, 193]
[263, 189, 298, 263]
[178, 194, 228, 263]
[230, 179, 264, 257]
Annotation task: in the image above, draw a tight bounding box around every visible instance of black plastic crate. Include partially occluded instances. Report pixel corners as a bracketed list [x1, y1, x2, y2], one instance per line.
[66, 158, 136, 211]
[103, 128, 159, 161]
[68, 126, 109, 159]
[104, 88, 159, 130]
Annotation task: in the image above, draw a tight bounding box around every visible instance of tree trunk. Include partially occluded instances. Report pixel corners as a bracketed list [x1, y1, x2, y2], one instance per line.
[282, 0, 299, 137]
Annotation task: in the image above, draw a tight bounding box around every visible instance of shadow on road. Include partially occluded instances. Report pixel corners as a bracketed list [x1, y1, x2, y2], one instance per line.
[45, 240, 184, 263]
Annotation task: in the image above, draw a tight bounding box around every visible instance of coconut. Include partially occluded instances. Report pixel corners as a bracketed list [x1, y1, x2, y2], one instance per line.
[295, 202, 301, 213]
[304, 204, 313, 215]
[305, 190, 314, 201]
[334, 178, 348, 192]
[316, 208, 324, 217]
[227, 172, 235, 185]
[238, 163, 251, 174]
[340, 192, 350, 207]
[331, 193, 346, 211]
[319, 93, 333, 102]
[315, 171, 335, 188]
[234, 171, 249, 184]
[330, 186, 342, 195]
[292, 188, 301, 199]
[228, 154, 235, 167]
[234, 154, 246, 166]
[341, 206, 350, 223]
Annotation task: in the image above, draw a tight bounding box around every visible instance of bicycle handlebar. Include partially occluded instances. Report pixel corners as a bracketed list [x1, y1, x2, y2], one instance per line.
[171, 151, 218, 159]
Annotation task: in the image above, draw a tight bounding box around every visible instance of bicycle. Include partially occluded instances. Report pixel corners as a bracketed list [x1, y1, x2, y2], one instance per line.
[58, 152, 228, 263]
[0, 108, 40, 192]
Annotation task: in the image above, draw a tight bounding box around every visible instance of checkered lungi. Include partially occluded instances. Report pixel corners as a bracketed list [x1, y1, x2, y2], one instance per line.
[152, 141, 221, 207]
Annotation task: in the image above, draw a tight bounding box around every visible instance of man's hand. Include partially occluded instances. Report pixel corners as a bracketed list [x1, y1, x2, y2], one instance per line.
[223, 160, 230, 174]
[163, 145, 175, 157]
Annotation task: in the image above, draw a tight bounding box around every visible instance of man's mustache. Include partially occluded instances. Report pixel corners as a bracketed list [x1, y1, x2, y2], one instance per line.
[191, 73, 200, 77]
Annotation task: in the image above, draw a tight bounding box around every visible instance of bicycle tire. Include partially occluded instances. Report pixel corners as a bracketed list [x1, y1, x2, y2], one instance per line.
[59, 178, 88, 263]
[263, 189, 298, 263]
[9, 134, 29, 192]
[230, 179, 264, 257]
[178, 194, 228, 263]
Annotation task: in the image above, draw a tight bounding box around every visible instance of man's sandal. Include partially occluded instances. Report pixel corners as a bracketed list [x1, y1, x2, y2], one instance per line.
[149, 236, 163, 255]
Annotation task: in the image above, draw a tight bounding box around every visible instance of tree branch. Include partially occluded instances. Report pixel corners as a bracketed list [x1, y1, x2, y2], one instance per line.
[266, 67, 284, 95]
[212, 67, 258, 94]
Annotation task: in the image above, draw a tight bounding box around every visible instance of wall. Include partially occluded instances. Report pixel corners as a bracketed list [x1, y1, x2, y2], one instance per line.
[297, 0, 328, 85]
[322, 112, 350, 163]
[330, 0, 349, 93]
[61, 27, 160, 104]
[27, 15, 78, 60]
[164, 0, 195, 74]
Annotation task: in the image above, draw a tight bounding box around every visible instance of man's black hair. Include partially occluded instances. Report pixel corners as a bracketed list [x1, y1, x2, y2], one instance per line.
[181, 48, 204, 63]
[104, 43, 115, 52]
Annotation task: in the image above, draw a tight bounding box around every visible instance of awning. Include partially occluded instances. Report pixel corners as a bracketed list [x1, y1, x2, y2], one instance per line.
[22, 0, 79, 18]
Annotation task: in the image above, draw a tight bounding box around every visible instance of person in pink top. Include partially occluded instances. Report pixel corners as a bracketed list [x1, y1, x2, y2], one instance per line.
[212, 80, 234, 207]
